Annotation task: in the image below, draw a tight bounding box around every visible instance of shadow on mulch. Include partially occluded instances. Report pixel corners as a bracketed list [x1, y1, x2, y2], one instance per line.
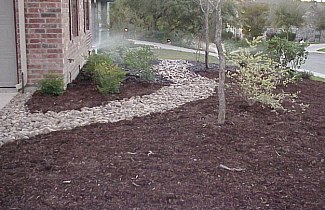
[26, 76, 169, 113]
[1, 70, 325, 209]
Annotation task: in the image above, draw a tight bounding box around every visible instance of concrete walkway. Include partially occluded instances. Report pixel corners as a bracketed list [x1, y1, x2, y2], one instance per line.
[305, 43, 325, 53]
[129, 39, 219, 57]
[0, 89, 17, 110]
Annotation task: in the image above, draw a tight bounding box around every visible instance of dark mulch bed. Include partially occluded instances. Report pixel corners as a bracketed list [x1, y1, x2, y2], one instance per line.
[1, 70, 325, 209]
[26, 76, 168, 113]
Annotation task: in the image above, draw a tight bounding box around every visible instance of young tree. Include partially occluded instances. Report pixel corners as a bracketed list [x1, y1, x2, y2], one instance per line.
[204, 0, 210, 69]
[197, 0, 213, 69]
[213, 0, 226, 124]
[197, 0, 237, 69]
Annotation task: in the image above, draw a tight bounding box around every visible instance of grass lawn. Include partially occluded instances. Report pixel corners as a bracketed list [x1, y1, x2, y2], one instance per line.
[153, 49, 219, 63]
[311, 75, 325, 82]
[317, 48, 325, 52]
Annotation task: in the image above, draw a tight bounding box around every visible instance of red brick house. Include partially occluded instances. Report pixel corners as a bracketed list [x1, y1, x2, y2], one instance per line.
[0, 0, 94, 89]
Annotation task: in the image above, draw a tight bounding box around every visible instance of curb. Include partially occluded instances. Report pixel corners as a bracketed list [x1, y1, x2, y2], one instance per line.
[297, 69, 325, 78]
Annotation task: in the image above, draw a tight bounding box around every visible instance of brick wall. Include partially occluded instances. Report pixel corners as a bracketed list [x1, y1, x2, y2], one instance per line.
[62, 0, 92, 85]
[15, 0, 92, 86]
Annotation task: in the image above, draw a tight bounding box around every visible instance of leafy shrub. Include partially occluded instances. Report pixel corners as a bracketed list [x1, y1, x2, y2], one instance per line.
[83, 53, 113, 77]
[124, 47, 156, 82]
[221, 31, 234, 40]
[267, 37, 308, 70]
[104, 45, 129, 65]
[295, 71, 314, 80]
[99, 40, 140, 64]
[299, 71, 314, 79]
[38, 73, 64, 96]
[268, 32, 296, 41]
[227, 48, 298, 110]
[94, 61, 126, 94]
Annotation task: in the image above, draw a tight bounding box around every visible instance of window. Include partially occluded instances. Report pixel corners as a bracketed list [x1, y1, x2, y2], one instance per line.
[84, 0, 90, 32]
[69, 0, 79, 39]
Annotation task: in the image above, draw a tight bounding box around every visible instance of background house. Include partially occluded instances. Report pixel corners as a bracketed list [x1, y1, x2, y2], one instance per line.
[0, 0, 95, 90]
[91, 0, 115, 51]
[296, 1, 325, 42]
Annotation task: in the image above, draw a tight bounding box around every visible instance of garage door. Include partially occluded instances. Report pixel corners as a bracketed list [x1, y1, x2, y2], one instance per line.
[0, 0, 18, 87]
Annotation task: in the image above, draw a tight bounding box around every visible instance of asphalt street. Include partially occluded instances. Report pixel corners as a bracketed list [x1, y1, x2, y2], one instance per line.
[300, 44, 325, 77]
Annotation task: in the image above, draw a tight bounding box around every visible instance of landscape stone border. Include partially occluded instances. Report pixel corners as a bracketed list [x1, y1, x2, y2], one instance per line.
[0, 60, 217, 147]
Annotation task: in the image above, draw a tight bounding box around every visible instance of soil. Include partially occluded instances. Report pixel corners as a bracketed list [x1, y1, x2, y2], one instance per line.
[1, 70, 325, 209]
[26, 76, 169, 113]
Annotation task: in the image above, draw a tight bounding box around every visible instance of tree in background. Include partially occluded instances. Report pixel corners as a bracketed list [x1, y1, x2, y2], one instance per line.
[209, 0, 240, 40]
[204, 0, 211, 69]
[112, 0, 203, 43]
[314, 7, 325, 42]
[123, 0, 166, 31]
[273, 0, 305, 40]
[241, 3, 269, 39]
[160, 0, 203, 34]
[221, 0, 240, 29]
[197, 0, 214, 69]
[110, 0, 138, 31]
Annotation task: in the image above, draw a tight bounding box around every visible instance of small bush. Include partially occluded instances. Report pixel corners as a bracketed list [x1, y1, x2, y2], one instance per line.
[38, 73, 64, 96]
[94, 62, 126, 94]
[83, 53, 113, 77]
[299, 71, 314, 79]
[104, 45, 129, 65]
[124, 47, 156, 82]
[227, 46, 298, 111]
[221, 31, 234, 40]
[268, 32, 296, 41]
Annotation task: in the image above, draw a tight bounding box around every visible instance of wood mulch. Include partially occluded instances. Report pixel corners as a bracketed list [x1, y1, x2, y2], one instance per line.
[0, 70, 324, 209]
[26, 76, 168, 113]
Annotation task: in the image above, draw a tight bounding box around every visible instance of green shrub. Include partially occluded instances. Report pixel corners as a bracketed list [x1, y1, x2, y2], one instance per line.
[222, 31, 234, 40]
[124, 47, 156, 82]
[94, 62, 126, 94]
[104, 45, 129, 64]
[280, 32, 296, 42]
[38, 73, 64, 96]
[99, 41, 139, 64]
[83, 53, 113, 76]
[267, 37, 308, 70]
[299, 71, 314, 79]
[292, 70, 314, 81]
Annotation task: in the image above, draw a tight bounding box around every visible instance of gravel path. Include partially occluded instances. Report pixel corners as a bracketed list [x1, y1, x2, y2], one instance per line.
[0, 60, 217, 147]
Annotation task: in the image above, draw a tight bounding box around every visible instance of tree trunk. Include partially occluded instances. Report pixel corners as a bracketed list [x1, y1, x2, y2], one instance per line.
[152, 15, 159, 31]
[205, 0, 210, 69]
[214, 0, 226, 125]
